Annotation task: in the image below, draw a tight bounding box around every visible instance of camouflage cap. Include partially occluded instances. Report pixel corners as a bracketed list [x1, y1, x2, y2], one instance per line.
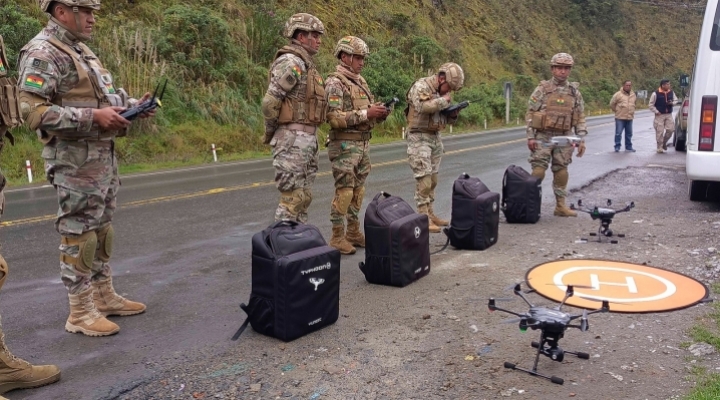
[438, 62, 464, 91]
[550, 53, 574, 67]
[39, 0, 101, 12]
[283, 13, 325, 38]
[334, 36, 369, 59]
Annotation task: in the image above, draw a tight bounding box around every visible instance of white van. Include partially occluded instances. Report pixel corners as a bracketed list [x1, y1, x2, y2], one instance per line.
[686, 0, 720, 201]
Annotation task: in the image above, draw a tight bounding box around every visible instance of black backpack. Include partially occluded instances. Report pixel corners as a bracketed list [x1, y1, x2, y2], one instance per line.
[445, 173, 500, 250]
[502, 165, 542, 224]
[359, 192, 431, 287]
[233, 221, 340, 342]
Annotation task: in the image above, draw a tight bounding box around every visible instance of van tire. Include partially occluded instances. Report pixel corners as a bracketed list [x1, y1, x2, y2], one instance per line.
[673, 126, 687, 152]
[689, 180, 709, 201]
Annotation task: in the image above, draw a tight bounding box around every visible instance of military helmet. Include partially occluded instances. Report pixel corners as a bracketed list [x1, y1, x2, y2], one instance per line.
[438, 62, 464, 91]
[39, 0, 101, 12]
[550, 53, 574, 67]
[283, 13, 325, 38]
[334, 36, 369, 59]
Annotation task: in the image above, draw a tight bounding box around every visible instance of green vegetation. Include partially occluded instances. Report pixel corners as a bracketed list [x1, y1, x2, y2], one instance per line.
[682, 283, 720, 399]
[0, 0, 703, 184]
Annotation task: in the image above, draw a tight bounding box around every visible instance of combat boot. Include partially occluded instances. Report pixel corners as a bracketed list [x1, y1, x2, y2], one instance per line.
[427, 203, 449, 226]
[329, 225, 356, 255]
[418, 205, 441, 233]
[66, 288, 120, 337]
[345, 220, 365, 248]
[92, 277, 147, 317]
[0, 329, 60, 394]
[554, 196, 577, 217]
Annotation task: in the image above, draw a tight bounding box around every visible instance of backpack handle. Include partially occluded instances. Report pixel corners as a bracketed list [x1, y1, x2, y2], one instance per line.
[372, 191, 392, 202]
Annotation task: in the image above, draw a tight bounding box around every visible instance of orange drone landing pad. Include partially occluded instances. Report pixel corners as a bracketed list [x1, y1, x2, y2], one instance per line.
[526, 259, 709, 313]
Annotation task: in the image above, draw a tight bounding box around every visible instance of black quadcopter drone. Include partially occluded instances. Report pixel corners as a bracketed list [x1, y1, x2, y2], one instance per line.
[570, 199, 635, 243]
[488, 283, 610, 385]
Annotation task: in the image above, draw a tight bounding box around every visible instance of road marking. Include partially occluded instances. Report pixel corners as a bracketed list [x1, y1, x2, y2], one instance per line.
[0, 137, 534, 228]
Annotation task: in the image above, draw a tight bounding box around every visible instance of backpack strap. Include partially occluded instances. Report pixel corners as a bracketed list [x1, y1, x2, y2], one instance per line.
[231, 303, 252, 341]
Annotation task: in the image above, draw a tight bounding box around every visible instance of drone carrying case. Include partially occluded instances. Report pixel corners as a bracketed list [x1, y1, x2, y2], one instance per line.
[445, 173, 500, 250]
[502, 165, 542, 224]
[359, 192, 430, 287]
[233, 220, 340, 342]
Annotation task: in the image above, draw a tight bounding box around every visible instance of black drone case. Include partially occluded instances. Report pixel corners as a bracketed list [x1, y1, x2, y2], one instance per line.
[502, 165, 542, 224]
[359, 192, 430, 287]
[234, 221, 340, 342]
[445, 173, 500, 250]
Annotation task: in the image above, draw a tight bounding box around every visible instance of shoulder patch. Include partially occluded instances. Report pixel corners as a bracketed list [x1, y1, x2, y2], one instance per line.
[328, 95, 341, 107]
[24, 74, 45, 90]
[31, 58, 50, 72]
[315, 75, 324, 85]
[291, 65, 302, 78]
[0, 58, 6, 74]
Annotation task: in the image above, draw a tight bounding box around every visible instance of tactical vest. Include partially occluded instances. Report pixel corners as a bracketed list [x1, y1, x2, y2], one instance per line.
[274, 45, 326, 127]
[0, 35, 18, 152]
[35, 34, 128, 140]
[327, 72, 374, 141]
[654, 89, 674, 114]
[405, 77, 447, 133]
[535, 80, 580, 133]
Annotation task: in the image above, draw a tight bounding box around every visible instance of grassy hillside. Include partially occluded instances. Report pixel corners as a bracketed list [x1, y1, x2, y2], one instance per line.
[0, 0, 704, 183]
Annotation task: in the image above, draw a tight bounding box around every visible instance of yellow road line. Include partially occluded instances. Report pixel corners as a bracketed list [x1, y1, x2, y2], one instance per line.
[0, 137, 526, 228]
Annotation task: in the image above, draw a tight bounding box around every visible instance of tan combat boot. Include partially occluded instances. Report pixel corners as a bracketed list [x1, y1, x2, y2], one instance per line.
[92, 278, 147, 317]
[0, 329, 60, 395]
[427, 203, 449, 226]
[345, 220, 365, 248]
[329, 225, 356, 255]
[554, 196, 577, 217]
[66, 288, 120, 337]
[418, 205, 441, 233]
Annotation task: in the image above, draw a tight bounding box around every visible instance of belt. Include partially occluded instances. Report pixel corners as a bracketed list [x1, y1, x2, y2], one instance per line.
[279, 123, 318, 135]
[329, 131, 372, 141]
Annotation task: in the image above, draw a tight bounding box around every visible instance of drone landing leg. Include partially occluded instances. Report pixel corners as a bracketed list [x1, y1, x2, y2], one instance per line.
[564, 350, 590, 360]
[503, 332, 564, 385]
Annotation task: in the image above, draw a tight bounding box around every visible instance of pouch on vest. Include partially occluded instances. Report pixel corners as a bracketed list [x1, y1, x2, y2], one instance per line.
[233, 220, 341, 342]
[530, 112, 546, 130]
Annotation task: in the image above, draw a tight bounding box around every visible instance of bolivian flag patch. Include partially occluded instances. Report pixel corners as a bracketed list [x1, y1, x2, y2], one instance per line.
[25, 75, 45, 89]
[556, 98, 566, 105]
[0, 59, 5, 74]
[105, 83, 116, 94]
[359, 93, 368, 100]
[328, 95, 341, 107]
[316, 76, 323, 85]
[290, 65, 301, 78]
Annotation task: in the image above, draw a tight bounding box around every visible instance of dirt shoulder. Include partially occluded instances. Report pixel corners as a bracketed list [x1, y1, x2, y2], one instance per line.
[121, 165, 720, 400]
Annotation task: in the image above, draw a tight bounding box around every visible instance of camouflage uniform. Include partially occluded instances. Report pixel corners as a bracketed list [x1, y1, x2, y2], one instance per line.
[405, 63, 463, 232]
[0, 34, 61, 394]
[262, 13, 326, 224]
[525, 53, 588, 217]
[17, 0, 146, 337]
[325, 36, 382, 254]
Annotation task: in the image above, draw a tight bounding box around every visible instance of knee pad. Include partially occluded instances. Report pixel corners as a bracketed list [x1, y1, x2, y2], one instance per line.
[0, 253, 8, 292]
[332, 187, 353, 215]
[280, 189, 305, 216]
[96, 224, 114, 263]
[430, 174, 439, 191]
[351, 186, 366, 210]
[552, 168, 569, 187]
[416, 175, 433, 198]
[61, 231, 97, 274]
[302, 188, 313, 211]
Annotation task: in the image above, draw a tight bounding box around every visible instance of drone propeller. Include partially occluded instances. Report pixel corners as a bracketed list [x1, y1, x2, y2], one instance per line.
[576, 295, 631, 305]
[546, 283, 596, 290]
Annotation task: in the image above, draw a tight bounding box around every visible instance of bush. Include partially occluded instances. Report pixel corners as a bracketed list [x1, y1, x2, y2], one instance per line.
[0, 4, 43, 73]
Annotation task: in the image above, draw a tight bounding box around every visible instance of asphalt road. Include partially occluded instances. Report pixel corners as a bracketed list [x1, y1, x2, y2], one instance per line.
[0, 110, 683, 399]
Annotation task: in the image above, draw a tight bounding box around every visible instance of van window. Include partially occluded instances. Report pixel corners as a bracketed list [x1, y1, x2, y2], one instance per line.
[712, 3, 720, 50]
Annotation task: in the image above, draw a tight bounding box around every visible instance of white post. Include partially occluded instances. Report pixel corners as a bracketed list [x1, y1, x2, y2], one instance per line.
[516, 117, 519, 125]
[449, 125, 453, 134]
[26, 160, 32, 183]
[402, 127, 406, 139]
[211, 143, 218, 162]
[484, 118, 487, 130]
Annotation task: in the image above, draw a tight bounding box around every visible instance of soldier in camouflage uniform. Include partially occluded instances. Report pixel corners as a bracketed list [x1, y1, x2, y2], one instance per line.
[17, 0, 154, 337]
[0, 34, 61, 395]
[325, 36, 390, 255]
[525, 53, 588, 217]
[405, 63, 463, 233]
[262, 13, 326, 223]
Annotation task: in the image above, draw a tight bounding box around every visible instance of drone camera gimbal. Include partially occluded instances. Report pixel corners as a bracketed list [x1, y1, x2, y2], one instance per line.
[571, 199, 635, 243]
[488, 283, 610, 385]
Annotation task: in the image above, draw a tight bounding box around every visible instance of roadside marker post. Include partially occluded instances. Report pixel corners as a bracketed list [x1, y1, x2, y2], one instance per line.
[26, 160, 32, 183]
[211, 143, 218, 162]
